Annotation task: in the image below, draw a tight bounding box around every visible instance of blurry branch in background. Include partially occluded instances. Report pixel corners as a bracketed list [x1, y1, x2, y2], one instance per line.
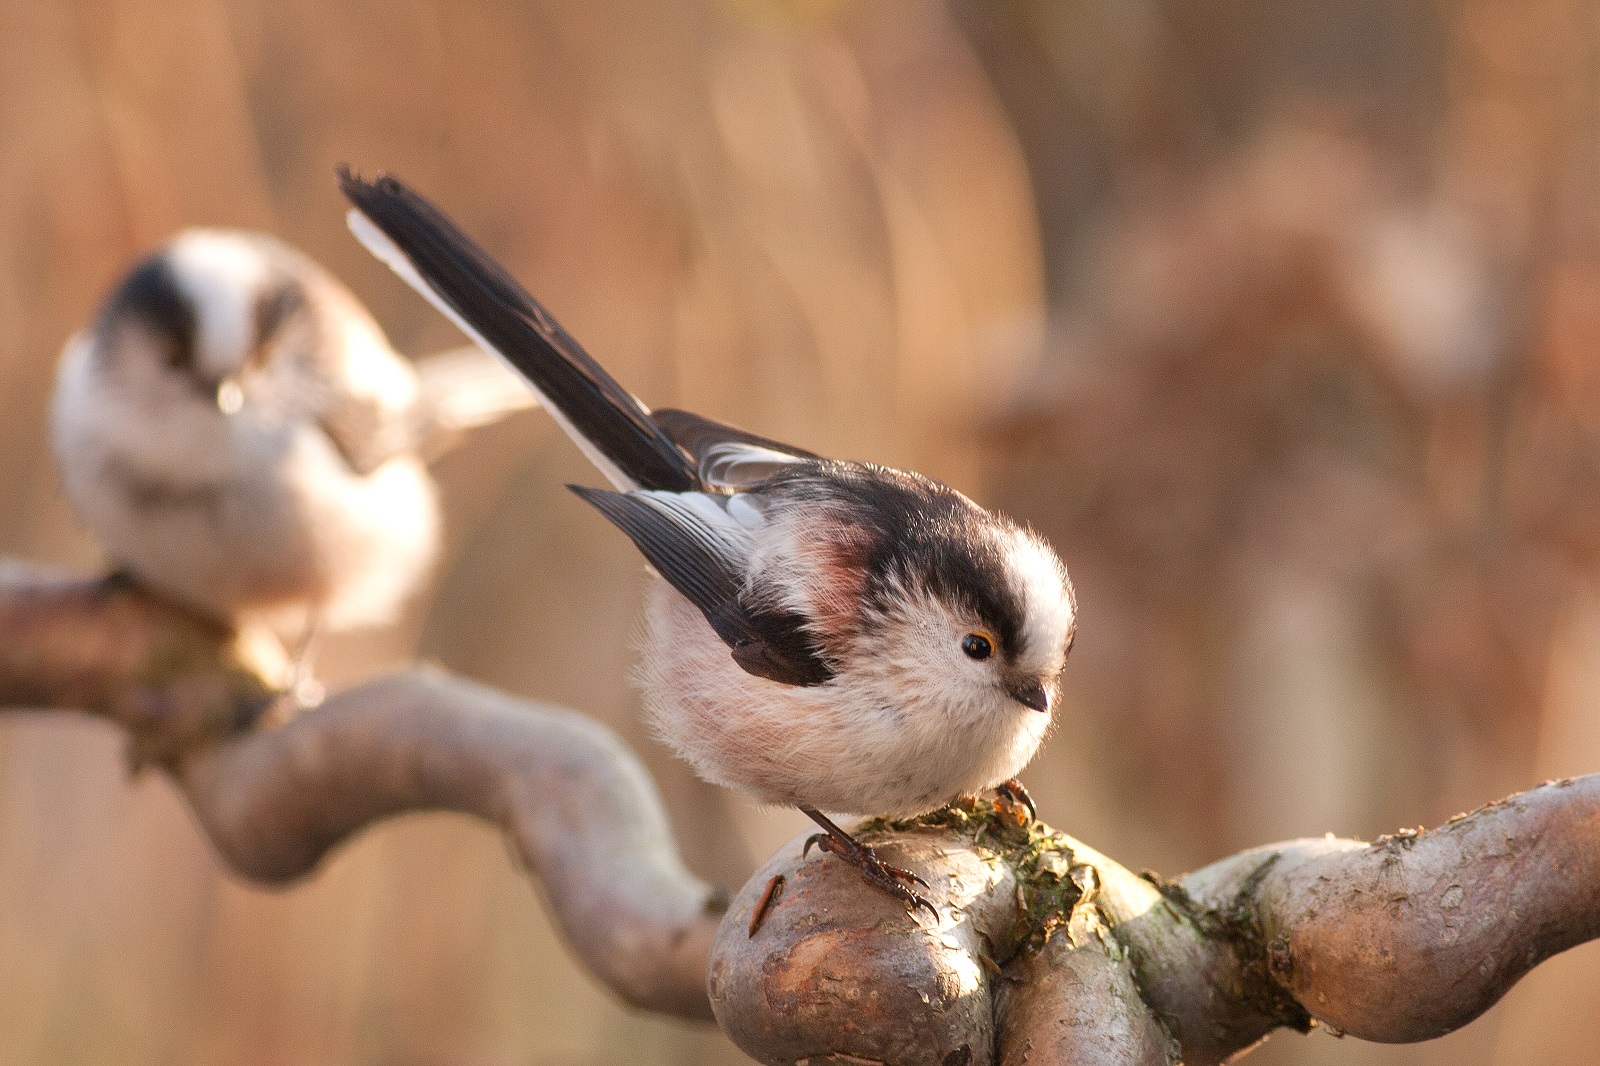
[0, 559, 1597, 1064]
[0, 561, 722, 1021]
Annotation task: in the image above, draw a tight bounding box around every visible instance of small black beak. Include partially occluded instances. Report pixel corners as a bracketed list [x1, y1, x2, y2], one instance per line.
[1008, 679, 1051, 713]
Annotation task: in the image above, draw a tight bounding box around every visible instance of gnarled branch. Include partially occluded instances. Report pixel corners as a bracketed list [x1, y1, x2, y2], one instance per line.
[0, 562, 724, 1019]
[711, 781, 1600, 1065]
[1, 559, 1597, 1062]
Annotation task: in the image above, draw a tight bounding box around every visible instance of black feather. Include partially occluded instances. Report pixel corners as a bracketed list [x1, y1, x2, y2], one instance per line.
[727, 608, 835, 687]
[102, 255, 198, 378]
[337, 168, 698, 492]
[762, 463, 1032, 663]
[568, 485, 741, 615]
[569, 484, 834, 686]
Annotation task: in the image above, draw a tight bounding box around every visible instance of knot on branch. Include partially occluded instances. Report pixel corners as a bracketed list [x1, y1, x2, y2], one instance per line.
[1143, 856, 1315, 1039]
[0, 565, 283, 767]
[709, 799, 1187, 1066]
[859, 801, 1103, 953]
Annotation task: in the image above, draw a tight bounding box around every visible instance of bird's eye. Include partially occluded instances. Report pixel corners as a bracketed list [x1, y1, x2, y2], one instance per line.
[961, 632, 994, 661]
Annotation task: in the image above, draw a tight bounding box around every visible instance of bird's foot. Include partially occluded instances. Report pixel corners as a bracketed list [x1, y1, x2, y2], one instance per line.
[288, 673, 326, 710]
[994, 778, 1036, 825]
[801, 813, 938, 921]
[263, 611, 326, 724]
[261, 679, 322, 729]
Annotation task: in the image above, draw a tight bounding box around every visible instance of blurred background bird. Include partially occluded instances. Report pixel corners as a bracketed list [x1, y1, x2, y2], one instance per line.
[50, 229, 534, 700]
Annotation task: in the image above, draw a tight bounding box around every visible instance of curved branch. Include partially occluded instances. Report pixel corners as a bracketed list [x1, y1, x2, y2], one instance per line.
[5, 560, 1600, 1058]
[178, 670, 727, 1017]
[0, 562, 724, 1019]
[710, 780, 1600, 1065]
[1183, 776, 1600, 1044]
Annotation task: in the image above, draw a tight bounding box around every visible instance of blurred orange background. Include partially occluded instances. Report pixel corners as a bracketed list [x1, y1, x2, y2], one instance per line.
[2, 0, 1599, 1063]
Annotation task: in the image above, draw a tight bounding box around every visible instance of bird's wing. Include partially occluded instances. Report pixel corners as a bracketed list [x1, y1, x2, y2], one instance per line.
[338, 169, 697, 492]
[406, 344, 538, 461]
[237, 267, 409, 477]
[650, 408, 818, 491]
[315, 393, 409, 476]
[569, 485, 835, 686]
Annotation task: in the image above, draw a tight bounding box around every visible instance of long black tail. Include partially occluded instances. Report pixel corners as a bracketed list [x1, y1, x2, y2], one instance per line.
[337, 168, 696, 492]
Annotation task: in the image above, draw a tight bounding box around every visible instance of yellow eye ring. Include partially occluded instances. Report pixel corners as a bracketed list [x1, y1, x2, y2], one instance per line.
[961, 631, 995, 661]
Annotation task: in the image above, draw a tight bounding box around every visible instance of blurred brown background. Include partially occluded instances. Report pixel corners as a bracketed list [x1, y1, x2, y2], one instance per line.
[1, 0, 1598, 1062]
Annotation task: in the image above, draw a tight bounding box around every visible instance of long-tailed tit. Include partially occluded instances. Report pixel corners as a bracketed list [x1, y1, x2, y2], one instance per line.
[51, 229, 534, 697]
[339, 171, 1077, 913]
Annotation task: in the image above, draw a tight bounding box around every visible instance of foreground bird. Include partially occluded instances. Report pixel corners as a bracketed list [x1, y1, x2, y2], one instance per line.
[339, 170, 1078, 913]
[51, 229, 534, 697]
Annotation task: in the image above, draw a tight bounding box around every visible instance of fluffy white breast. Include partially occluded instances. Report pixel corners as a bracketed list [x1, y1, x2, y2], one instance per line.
[636, 575, 1053, 817]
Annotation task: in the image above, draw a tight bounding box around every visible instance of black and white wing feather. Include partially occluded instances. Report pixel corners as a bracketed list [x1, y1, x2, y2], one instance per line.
[338, 169, 696, 493]
[650, 407, 817, 491]
[338, 169, 834, 687]
[570, 484, 833, 686]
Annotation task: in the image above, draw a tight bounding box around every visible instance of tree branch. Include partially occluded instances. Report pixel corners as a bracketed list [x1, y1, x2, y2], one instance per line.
[1, 559, 1597, 1062]
[1181, 777, 1600, 1044]
[711, 785, 1600, 1065]
[0, 562, 725, 1019]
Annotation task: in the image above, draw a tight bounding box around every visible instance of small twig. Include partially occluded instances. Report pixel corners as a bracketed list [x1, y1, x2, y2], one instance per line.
[748, 874, 785, 937]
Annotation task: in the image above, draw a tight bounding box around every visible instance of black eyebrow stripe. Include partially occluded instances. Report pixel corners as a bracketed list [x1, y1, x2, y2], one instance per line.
[764, 462, 1028, 657]
[103, 255, 197, 374]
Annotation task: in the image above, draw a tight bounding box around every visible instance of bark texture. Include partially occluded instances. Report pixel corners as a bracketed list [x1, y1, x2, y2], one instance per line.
[0, 561, 1596, 1062]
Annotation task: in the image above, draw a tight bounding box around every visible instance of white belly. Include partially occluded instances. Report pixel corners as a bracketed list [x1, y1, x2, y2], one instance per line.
[51, 348, 437, 631]
[635, 579, 1051, 816]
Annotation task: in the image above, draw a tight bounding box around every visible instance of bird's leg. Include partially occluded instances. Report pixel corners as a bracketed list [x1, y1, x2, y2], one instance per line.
[799, 806, 938, 920]
[280, 611, 326, 714]
[993, 778, 1036, 824]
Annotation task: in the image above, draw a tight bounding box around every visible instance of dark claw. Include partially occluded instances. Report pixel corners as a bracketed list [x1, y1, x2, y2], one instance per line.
[995, 778, 1037, 823]
[894, 865, 932, 891]
[798, 808, 938, 919]
[849, 847, 938, 918]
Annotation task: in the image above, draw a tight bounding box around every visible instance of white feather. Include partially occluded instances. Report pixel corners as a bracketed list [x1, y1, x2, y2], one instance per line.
[699, 441, 807, 489]
[637, 577, 1052, 816]
[1000, 527, 1077, 678]
[167, 230, 274, 380]
[725, 493, 767, 530]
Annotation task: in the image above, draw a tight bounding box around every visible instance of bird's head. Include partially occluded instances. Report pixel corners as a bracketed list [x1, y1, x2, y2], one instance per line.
[94, 229, 312, 412]
[788, 465, 1077, 723]
[858, 522, 1075, 721]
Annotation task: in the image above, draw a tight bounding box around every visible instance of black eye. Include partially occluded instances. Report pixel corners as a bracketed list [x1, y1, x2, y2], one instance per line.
[961, 632, 994, 660]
